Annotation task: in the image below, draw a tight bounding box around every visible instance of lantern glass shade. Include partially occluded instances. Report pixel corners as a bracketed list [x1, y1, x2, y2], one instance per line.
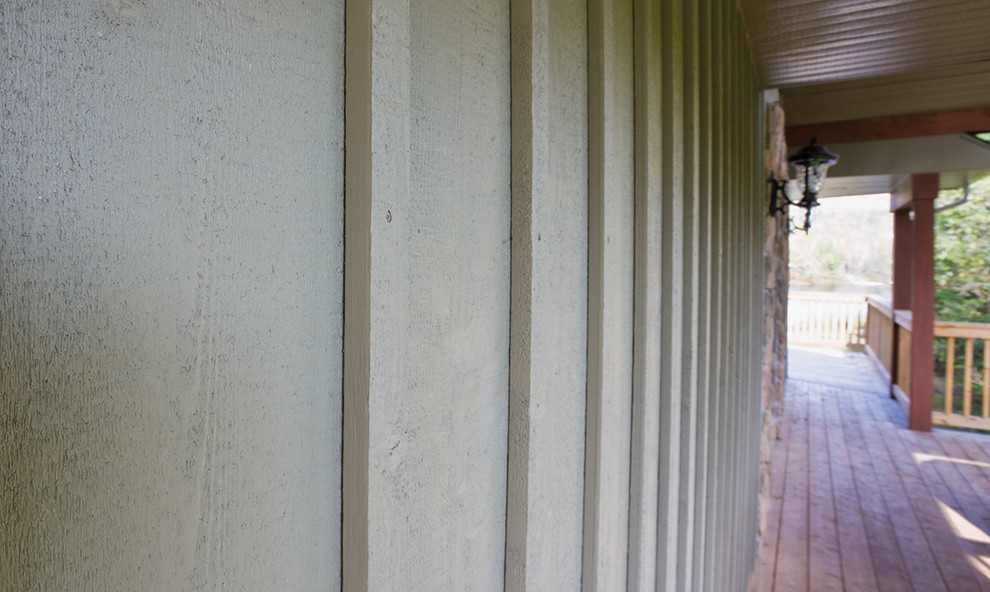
[787, 138, 838, 200]
[794, 161, 831, 196]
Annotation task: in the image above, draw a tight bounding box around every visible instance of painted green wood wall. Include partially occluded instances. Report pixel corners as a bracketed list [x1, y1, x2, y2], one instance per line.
[505, 0, 767, 590]
[3, 0, 766, 590]
[2, 2, 345, 590]
[345, 0, 766, 590]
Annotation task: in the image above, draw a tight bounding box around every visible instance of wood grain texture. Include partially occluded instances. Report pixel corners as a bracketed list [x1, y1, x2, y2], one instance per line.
[786, 107, 990, 146]
[344, 0, 372, 589]
[909, 176, 938, 431]
[582, 0, 635, 589]
[806, 393, 843, 592]
[627, 0, 663, 589]
[755, 346, 990, 592]
[507, 1, 589, 590]
[2, 2, 345, 589]
[363, 1, 512, 589]
[773, 385, 811, 591]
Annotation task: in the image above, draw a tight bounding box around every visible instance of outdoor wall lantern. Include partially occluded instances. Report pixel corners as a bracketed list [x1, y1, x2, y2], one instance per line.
[768, 137, 839, 233]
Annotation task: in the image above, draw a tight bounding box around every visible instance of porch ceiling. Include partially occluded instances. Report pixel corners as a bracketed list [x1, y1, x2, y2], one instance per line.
[738, 0, 990, 125]
[739, 0, 990, 194]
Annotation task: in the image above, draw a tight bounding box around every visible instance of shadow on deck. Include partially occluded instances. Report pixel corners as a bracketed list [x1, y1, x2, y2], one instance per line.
[749, 345, 990, 592]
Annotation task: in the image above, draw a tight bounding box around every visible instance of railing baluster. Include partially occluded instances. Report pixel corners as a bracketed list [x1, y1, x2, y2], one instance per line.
[984, 339, 990, 420]
[913, 320, 990, 430]
[964, 338, 974, 418]
[946, 337, 956, 415]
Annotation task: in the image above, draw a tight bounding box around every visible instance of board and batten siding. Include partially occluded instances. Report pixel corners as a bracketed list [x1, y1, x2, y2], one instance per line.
[346, 0, 513, 590]
[505, 0, 590, 591]
[3, 0, 766, 590]
[346, 0, 765, 590]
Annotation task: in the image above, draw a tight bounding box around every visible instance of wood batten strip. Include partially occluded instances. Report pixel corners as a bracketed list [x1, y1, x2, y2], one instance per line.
[627, 0, 663, 589]
[703, 1, 726, 588]
[581, 0, 606, 586]
[677, 0, 702, 588]
[656, 0, 685, 587]
[505, 0, 534, 589]
[691, 0, 715, 587]
[342, 0, 372, 590]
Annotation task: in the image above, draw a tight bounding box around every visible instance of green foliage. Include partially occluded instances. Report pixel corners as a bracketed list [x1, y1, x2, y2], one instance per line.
[934, 177, 990, 323]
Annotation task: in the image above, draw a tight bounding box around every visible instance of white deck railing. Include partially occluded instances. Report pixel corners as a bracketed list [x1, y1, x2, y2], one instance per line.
[788, 291, 868, 348]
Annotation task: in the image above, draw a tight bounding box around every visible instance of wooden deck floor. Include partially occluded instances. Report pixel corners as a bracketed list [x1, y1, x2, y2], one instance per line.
[749, 346, 990, 592]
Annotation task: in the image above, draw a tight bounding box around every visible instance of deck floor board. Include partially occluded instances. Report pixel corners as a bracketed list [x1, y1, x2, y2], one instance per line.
[775, 388, 811, 591]
[749, 346, 990, 592]
[822, 393, 879, 592]
[807, 392, 843, 592]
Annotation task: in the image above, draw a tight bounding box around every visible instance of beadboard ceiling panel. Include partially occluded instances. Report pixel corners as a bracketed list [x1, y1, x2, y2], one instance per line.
[738, 0, 990, 89]
[781, 63, 990, 125]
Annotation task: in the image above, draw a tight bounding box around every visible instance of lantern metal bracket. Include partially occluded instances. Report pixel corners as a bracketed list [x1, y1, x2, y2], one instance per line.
[768, 172, 817, 233]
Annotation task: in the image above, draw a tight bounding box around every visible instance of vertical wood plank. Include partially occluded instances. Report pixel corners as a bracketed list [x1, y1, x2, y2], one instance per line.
[507, 2, 589, 590]
[363, 2, 512, 587]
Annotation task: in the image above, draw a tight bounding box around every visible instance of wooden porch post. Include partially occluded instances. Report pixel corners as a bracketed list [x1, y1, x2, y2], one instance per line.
[891, 210, 913, 311]
[908, 173, 938, 432]
[890, 207, 913, 400]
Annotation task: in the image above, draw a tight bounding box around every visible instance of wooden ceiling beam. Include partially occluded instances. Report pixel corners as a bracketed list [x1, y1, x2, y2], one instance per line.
[786, 107, 990, 146]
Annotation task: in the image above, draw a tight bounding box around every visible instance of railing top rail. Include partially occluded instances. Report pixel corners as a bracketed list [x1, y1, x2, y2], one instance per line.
[788, 291, 869, 303]
[894, 309, 912, 331]
[883, 311, 990, 338]
[934, 321, 990, 339]
[866, 296, 893, 318]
